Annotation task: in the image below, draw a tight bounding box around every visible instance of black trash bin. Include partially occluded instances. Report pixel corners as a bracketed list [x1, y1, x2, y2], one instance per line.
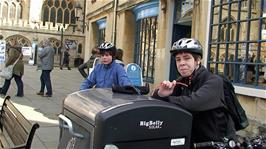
[58, 88, 192, 149]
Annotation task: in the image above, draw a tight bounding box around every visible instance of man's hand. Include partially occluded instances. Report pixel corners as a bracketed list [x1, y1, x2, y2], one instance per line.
[157, 80, 176, 97]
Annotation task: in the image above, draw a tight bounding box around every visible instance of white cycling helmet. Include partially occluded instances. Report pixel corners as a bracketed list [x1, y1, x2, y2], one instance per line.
[98, 42, 116, 56]
[170, 38, 203, 57]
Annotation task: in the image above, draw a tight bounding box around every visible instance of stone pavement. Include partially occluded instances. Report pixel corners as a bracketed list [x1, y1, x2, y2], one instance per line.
[0, 64, 84, 149]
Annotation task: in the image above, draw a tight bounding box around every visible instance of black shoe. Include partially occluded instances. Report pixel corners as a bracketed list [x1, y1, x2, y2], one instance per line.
[36, 92, 44, 96]
[16, 95, 24, 97]
[42, 94, 52, 97]
[60, 67, 63, 70]
[68, 67, 71, 70]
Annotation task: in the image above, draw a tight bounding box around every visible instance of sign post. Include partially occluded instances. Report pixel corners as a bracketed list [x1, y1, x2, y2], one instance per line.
[125, 63, 143, 86]
[0, 38, 6, 84]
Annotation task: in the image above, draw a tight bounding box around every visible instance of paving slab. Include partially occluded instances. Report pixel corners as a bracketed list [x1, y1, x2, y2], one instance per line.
[0, 64, 83, 149]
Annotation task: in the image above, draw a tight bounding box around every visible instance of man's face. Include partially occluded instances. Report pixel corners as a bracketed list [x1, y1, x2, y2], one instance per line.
[175, 52, 199, 77]
[100, 52, 113, 64]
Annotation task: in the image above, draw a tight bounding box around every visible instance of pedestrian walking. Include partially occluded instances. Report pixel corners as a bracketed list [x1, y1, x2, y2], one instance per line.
[60, 48, 71, 70]
[152, 38, 236, 145]
[78, 47, 100, 78]
[0, 45, 24, 97]
[80, 42, 131, 90]
[36, 39, 55, 97]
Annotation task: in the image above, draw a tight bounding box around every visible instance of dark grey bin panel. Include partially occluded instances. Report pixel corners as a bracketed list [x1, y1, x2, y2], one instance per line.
[60, 88, 193, 149]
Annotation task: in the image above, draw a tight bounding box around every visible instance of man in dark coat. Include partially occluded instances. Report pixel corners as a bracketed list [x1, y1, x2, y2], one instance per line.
[60, 48, 71, 70]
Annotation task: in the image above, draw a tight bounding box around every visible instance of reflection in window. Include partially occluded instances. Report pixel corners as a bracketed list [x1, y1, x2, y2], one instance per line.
[98, 28, 105, 45]
[135, 17, 158, 83]
[220, 17, 236, 41]
[208, 0, 266, 88]
[96, 19, 106, 45]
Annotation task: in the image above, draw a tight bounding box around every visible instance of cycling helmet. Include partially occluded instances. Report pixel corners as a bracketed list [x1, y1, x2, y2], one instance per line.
[170, 38, 203, 57]
[98, 42, 116, 56]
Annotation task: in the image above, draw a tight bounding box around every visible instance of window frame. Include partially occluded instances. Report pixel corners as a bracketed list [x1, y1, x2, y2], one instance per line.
[207, 0, 266, 98]
[134, 16, 158, 83]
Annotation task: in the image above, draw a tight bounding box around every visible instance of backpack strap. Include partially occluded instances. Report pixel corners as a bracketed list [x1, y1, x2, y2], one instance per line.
[13, 54, 22, 66]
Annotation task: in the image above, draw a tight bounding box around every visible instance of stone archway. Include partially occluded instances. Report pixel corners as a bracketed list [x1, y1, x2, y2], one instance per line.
[5, 34, 31, 47]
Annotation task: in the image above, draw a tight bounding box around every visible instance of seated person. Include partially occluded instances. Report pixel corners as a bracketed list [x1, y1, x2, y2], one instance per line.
[80, 42, 131, 90]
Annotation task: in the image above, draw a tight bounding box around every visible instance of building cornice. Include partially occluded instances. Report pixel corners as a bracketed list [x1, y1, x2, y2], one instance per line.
[0, 27, 85, 38]
[85, 0, 151, 19]
[116, 0, 150, 13]
[86, 1, 113, 19]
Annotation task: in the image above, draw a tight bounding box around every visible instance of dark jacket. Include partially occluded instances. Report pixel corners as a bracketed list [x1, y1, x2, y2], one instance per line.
[78, 55, 100, 78]
[6, 48, 24, 76]
[63, 50, 70, 64]
[152, 66, 235, 144]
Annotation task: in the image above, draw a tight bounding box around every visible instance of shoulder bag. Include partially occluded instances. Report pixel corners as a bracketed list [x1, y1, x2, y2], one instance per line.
[0, 54, 22, 80]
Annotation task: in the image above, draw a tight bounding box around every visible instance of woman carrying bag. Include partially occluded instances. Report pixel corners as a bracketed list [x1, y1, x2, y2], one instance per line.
[0, 46, 24, 97]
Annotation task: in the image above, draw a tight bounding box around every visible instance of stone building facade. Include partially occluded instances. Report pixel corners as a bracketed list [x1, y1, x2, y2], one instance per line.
[85, 0, 266, 136]
[0, 0, 86, 66]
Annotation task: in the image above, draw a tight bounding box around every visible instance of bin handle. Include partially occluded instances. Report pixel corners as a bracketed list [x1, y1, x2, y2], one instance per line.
[58, 114, 84, 139]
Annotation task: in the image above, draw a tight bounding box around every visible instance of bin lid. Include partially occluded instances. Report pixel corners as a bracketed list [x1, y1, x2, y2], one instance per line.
[63, 88, 151, 125]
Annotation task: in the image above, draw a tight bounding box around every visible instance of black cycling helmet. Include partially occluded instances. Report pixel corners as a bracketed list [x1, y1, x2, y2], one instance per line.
[98, 42, 116, 57]
[170, 38, 203, 57]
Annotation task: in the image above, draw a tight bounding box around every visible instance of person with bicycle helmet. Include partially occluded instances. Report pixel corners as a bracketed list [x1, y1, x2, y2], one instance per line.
[80, 42, 131, 90]
[152, 38, 236, 145]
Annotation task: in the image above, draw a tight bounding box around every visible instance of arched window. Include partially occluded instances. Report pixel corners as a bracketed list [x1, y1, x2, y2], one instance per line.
[42, 0, 77, 26]
[2, 2, 8, 19]
[50, 7, 56, 25]
[57, 8, 63, 23]
[64, 9, 70, 24]
[10, 3, 16, 19]
[0, 1, 24, 20]
[17, 4, 23, 19]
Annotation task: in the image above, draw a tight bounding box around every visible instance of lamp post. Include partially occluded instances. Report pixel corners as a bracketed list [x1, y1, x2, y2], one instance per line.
[32, 21, 39, 65]
[60, 24, 64, 67]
